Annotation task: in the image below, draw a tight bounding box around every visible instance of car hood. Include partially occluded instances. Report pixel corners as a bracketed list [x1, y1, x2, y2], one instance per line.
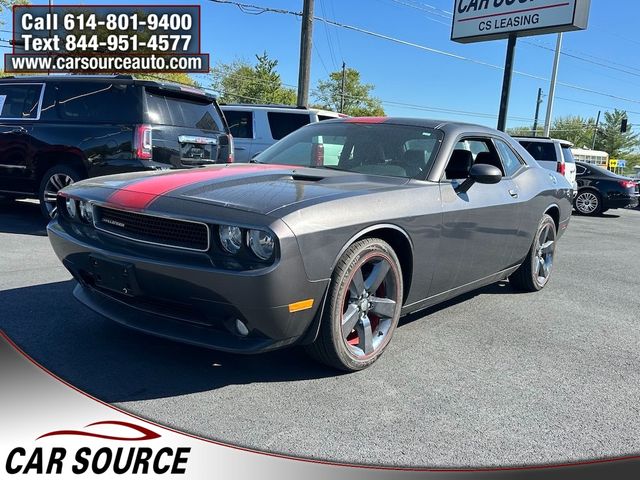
[74, 164, 409, 215]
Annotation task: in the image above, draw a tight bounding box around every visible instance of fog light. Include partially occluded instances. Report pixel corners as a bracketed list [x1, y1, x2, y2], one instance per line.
[235, 319, 249, 337]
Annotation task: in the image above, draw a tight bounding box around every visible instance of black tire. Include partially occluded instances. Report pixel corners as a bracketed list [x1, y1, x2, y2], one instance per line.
[38, 165, 83, 219]
[574, 190, 602, 216]
[306, 238, 403, 372]
[509, 214, 557, 293]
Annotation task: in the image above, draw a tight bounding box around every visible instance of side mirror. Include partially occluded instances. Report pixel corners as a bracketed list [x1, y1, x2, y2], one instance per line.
[455, 164, 502, 194]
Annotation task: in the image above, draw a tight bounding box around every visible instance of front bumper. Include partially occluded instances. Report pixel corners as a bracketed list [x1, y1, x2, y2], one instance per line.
[47, 219, 328, 353]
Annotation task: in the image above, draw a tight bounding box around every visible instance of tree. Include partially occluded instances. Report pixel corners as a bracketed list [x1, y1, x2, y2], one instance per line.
[594, 109, 639, 157]
[313, 67, 384, 116]
[549, 115, 596, 148]
[211, 52, 296, 105]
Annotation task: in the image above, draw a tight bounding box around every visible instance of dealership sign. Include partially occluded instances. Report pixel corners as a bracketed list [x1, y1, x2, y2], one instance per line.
[452, 0, 591, 43]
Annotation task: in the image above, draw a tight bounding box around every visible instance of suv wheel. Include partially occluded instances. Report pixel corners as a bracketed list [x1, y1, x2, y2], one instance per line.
[306, 238, 403, 371]
[574, 190, 602, 216]
[39, 166, 83, 219]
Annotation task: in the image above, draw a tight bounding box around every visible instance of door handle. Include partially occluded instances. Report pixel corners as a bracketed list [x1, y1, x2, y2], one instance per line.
[234, 147, 247, 151]
[509, 189, 519, 199]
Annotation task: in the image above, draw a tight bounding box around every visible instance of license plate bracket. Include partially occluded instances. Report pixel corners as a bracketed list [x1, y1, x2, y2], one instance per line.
[90, 256, 140, 296]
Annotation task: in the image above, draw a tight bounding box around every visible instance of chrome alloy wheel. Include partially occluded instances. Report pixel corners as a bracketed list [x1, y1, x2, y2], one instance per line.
[44, 173, 75, 217]
[575, 191, 599, 215]
[341, 256, 399, 358]
[533, 221, 556, 287]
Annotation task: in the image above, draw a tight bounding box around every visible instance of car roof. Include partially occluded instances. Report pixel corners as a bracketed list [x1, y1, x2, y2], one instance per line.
[220, 104, 343, 117]
[0, 74, 215, 100]
[318, 116, 512, 136]
[513, 136, 573, 147]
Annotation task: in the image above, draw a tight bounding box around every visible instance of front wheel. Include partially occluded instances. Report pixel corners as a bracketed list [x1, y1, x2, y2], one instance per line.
[38, 165, 83, 219]
[574, 190, 602, 216]
[306, 238, 403, 372]
[509, 214, 557, 292]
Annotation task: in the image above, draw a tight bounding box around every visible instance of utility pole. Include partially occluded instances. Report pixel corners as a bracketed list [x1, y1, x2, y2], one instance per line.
[591, 110, 601, 150]
[497, 33, 517, 132]
[339, 61, 346, 114]
[543, 33, 563, 137]
[532, 88, 543, 136]
[297, 0, 314, 107]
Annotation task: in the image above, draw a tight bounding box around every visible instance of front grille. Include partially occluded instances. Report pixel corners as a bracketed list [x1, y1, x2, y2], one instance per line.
[94, 206, 209, 252]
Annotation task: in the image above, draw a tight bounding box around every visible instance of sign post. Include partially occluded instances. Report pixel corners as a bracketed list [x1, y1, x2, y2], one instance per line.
[451, 0, 591, 132]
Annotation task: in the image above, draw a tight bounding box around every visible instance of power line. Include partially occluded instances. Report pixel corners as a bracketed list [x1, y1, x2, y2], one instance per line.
[209, 0, 640, 107]
[391, 0, 640, 84]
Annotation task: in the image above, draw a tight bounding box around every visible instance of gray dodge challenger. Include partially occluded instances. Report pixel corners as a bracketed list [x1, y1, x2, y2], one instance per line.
[48, 118, 573, 371]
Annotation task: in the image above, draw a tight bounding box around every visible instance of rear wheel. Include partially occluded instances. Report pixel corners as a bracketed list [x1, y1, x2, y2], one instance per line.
[574, 190, 602, 216]
[306, 238, 403, 371]
[509, 214, 557, 292]
[38, 165, 83, 219]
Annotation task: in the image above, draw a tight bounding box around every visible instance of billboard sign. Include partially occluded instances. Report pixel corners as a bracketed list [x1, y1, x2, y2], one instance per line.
[452, 0, 591, 43]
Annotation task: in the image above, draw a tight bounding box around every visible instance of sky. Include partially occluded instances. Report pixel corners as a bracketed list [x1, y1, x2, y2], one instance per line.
[2, 0, 639, 132]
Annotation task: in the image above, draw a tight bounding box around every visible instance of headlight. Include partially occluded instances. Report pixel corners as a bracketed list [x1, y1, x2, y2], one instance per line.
[65, 197, 78, 219]
[219, 225, 243, 254]
[79, 201, 93, 223]
[248, 229, 275, 260]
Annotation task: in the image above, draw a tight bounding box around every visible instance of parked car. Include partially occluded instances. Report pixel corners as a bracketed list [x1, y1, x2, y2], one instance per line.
[0, 75, 232, 218]
[574, 161, 639, 215]
[514, 136, 577, 195]
[48, 118, 572, 371]
[221, 104, 344, 162]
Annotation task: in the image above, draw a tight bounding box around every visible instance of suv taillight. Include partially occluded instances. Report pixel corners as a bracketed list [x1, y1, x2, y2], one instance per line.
[135, 124, 153, 160]
[619, 180, 636, 189]
[226, 134, 234, 163]
[557, 162, 566, 176]
[312, 142, 325, 166]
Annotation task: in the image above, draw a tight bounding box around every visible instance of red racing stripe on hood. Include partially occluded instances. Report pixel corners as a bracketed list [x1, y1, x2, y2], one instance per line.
[107, 165, 285, 210]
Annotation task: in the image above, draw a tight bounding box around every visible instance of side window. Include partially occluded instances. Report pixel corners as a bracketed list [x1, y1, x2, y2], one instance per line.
[224, 110, 253, 139]
[576, 165, 587, 176]
[494, 139, 525, 177]
[561, 146, 576, 164]
[446, 138, 501, 180]
[267, 112, 311, 140]
[58, 82, 138, 123]
[318, 115, 336, 121]
[0, 84, 43, 119]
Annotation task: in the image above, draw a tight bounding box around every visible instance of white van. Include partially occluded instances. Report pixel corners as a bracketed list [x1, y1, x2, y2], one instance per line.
[221, 104, 344, 162]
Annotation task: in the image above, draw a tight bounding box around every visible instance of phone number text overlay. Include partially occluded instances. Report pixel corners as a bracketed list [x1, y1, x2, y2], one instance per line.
[6, 5, 208, 74]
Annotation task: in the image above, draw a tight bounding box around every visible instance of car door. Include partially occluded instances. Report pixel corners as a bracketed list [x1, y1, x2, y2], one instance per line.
[431, 137, 520, 295]
[222, 108, 254, 162]
[0, 83, 43, 194]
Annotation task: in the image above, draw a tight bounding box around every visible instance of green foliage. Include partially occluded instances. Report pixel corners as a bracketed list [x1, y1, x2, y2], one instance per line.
[313, 67, 384, 116]
[0, 0, 28, 26]
[211, 52, 296, 105]
[550, 116, 597, 148]
[594, 109, 639, 158]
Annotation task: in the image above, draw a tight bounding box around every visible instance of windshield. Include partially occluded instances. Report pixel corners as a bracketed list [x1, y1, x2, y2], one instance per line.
[254, 122, 443, 179]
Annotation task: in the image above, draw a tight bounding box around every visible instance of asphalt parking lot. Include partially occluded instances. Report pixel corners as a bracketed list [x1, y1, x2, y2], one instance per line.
[1, 199, 639, 468]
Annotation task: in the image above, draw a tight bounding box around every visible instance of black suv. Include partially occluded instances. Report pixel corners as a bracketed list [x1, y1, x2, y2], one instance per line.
[0, 75, 232, 217]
